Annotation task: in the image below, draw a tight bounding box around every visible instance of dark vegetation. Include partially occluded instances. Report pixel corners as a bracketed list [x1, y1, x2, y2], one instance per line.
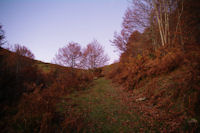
[107, 0, 200, 131]
[0, 0, 200, 132]
[0, 47, 94, 132]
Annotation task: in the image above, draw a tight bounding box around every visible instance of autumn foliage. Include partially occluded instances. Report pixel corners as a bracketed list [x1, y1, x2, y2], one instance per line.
[0, 46, 94, 132]
[0, 0, 200, 132]
[107, 0, 200, 131]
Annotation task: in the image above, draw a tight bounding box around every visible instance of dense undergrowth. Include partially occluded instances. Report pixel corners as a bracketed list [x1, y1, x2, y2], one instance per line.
[0, 48, 94, 132]
[0, 0, 200, 132]
[105, 0, 200, 131]
[0, 45, 200, 132]
[106, 44, 200, 131]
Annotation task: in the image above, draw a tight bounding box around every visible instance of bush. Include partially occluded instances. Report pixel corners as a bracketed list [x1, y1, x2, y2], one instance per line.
[107, 46, 185, 90]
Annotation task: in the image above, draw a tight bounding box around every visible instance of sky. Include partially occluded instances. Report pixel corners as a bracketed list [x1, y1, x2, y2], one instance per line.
[0, 0, 129, 64]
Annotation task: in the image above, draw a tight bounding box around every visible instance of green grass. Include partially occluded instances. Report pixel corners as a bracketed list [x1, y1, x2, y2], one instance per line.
[35, 60, 70, 74]
[58, 78, 149, 132]
[36, 62, 54, 73]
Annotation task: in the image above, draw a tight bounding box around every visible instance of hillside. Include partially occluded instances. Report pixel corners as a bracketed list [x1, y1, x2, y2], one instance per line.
[1, 0, 200, 132]
[0, 47, 94, 132]
[1, 44, 200, 132]
[106, 44, 200, 132]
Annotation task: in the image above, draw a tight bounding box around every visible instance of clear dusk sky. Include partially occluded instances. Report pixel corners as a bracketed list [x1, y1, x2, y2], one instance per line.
[0, 0, 129, 64]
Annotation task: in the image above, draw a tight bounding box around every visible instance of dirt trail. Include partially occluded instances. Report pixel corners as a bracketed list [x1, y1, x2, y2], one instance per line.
[58, 78, 158, 132]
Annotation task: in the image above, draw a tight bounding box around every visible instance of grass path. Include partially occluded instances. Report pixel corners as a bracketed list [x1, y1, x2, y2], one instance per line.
[58, 78, 150, 132]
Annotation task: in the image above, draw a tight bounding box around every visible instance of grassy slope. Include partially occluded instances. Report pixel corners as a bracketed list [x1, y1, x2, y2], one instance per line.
[0, 47, 67, 73]
[2, 47, 198, 131]
[35, 60, 69, 73]
[58, 78, 152, 132]
[35, 56, 199, 131]
[105, 45, 200, 131]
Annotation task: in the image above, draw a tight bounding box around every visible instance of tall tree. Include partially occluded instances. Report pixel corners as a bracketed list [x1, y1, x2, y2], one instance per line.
[54, 42, 82, 68]
[81, 40, 109, 69]
[117, 0, 185, 47]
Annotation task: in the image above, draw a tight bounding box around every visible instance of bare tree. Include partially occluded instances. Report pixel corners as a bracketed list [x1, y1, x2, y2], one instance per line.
[122, 0, 153, 34]
[12, 44, 35, 75]
[152, 0, 185, 46]
[81, 40, 109, 69]
[14, 44, 35, 59]
[111, 0, 154, 53]
[111, 30, 129, 53]
[0, 25, 5, 47]
[117, 0, 185, 47]
[122, 0, 161, 47]
[54, 42, 82, 68]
